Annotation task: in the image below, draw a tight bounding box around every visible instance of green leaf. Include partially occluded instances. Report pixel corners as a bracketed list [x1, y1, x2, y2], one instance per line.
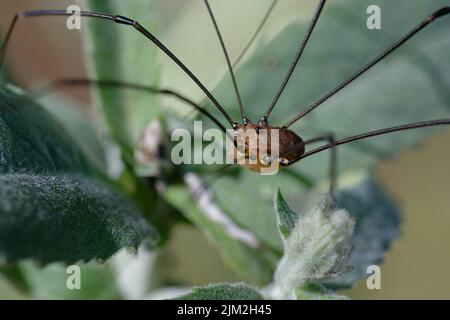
[0, 86, 158, 263]
[83, 0, 160, 159]
[164, 178, 275, 286]
[273, 188, 298, 239]
[0, 174, 157, 263]
[208, 174, 283, 252]
[0, 86, 95, 175]
[40, 95, 107, 173]
[320, 176, 401, 289]
[175, 283, 263, 300]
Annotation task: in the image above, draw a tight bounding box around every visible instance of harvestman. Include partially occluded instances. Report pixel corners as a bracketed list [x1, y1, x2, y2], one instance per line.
[1, 0, 450, 193]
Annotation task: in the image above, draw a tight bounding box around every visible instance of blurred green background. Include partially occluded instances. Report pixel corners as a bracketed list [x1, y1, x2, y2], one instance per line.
[0, 0, 449, 299]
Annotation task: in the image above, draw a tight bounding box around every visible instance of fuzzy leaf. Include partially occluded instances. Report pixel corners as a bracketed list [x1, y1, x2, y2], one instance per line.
[320, 177, 401, 289]
[0, 174, 157, 263]
[295, 283, 349, 300]
[176, 283, 263, 300]
[0, 86, 95, 175]
[273, 188, 298, 239]
[273, 194, 355, 297]
[0, 86, 158, 263]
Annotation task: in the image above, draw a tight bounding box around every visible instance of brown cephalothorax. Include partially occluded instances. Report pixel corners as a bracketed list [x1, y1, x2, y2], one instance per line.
[230, 124, 305, 173]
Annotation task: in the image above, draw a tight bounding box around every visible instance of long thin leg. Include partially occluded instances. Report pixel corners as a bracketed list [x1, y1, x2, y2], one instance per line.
[182, 0, 279, 123]
[261, 0, 327, 125]
[284, 7, 450, 128]
[32, 78, 227, 133]
[232, 0, 279, 68]
[204, 0, 246, 123]
[285, 118, 450, 166]
[0, 9, 238, 128]
[304, 133, 337, 194]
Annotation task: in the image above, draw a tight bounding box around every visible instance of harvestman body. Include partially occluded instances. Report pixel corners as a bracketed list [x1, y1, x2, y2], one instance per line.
[1, 1, 450, 193]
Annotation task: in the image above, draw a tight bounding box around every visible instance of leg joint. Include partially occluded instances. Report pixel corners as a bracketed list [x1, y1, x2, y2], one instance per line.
[114, 15, 134, 25]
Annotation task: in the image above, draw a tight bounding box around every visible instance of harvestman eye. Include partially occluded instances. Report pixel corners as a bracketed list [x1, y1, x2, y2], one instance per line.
[1, 1, 449, 195]
[261, 155, 272, 165]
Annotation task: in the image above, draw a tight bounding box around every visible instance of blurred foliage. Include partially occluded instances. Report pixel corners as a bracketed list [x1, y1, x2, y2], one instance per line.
[164, 182, 276, 286]
[17, 261, 120, 299]
[83, 0, 185, 245]
[84, 0, 160, 160]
